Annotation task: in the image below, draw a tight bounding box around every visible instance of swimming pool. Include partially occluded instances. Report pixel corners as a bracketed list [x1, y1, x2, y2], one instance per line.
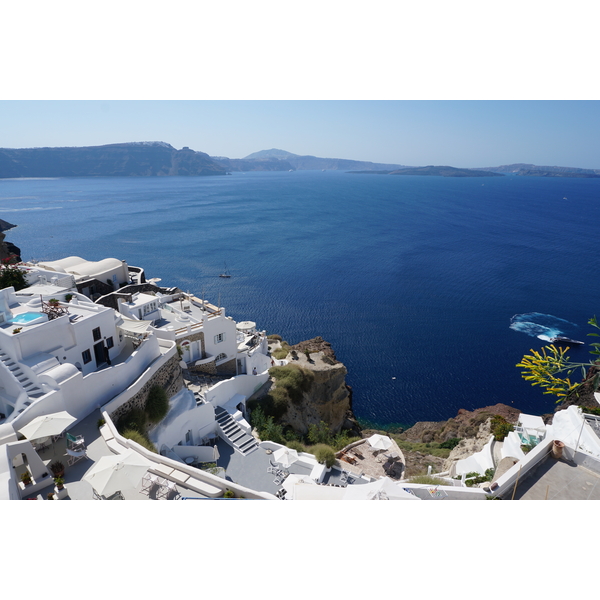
[10, 312, 48, 326]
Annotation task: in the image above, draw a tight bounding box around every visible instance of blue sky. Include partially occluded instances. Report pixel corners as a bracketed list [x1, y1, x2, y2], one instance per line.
[1, 100, 600, 169]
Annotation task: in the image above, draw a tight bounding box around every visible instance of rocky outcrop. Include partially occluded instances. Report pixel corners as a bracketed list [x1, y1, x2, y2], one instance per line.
[442, 418, 493, 471]
[400, 403, 522, 444]
[270, 337, 359, 436]
[0, 221, 21, 262]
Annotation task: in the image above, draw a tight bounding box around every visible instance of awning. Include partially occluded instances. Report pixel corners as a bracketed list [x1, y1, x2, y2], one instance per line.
[117, 317, 153, 335]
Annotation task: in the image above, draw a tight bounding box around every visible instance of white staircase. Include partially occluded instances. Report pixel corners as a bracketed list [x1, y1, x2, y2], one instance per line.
[214, 406, 258, 456]
[0, 349, 45, 415]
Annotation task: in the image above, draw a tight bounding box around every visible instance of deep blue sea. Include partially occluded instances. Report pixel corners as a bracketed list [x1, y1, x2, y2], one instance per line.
[2, 171, 599, 429]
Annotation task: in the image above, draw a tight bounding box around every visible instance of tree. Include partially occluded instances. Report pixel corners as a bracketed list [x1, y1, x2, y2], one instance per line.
[516, 316, 600, 403]
[0, 257, 27, 291]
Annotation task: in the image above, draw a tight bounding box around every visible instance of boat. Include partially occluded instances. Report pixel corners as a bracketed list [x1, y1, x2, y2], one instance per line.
[219, 262, 231, 278]
[549, 336, 584, 346]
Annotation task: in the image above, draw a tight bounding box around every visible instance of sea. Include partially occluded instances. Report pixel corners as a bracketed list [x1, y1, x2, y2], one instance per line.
[2, 171, 599, 430]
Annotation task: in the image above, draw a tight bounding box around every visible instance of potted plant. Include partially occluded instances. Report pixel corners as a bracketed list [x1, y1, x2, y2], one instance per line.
[50, 461, 65, 478]
[12, 327, 22, 335]
[65, 294, 73, 302]
[54, 476, 64, 491]
[47, 492, 54, 500]
[20, 471, 32, 486]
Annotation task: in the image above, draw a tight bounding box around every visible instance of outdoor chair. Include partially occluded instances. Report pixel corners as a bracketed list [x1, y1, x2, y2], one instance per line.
[163, 480, 179, 499]
[66, 433, 85, 450]
[273, 476, 283, 485]
[267, 467, 278, 474]
[66, 447, 88, 466]
[340, 471, 348, 484]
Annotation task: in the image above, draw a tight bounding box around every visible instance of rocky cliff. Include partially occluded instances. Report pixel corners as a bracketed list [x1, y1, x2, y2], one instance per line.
[0, 220, 21, 262]
[0, 142, 226, 178]
[268, 337, 359, 436]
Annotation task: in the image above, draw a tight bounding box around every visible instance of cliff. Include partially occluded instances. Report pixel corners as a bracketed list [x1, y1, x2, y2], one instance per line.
[267, 337, 359, 436]
[0, 142, 227, 178]
[0, 220, 21, 262]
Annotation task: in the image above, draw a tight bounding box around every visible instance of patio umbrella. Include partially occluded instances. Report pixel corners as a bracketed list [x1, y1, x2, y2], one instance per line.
[273, 447, 299, 468]
[83, 450, 152, 497]
[367, 434, 393, 451]
[281, 473, 316, 495]
[18, 410, 77, 440]
[213, 445, 220, 461]
[344, 477, 420, 501]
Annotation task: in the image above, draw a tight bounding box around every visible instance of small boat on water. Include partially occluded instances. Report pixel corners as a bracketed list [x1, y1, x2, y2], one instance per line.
[219, 262, 231, 278]
[549, 335, 584, 346]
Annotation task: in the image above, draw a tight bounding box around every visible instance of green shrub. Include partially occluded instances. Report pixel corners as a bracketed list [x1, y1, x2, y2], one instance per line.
[97, 418, 106, 429]
[223, 489, 235, 498]
[121, 429, 157, 453]
[408, 475, 449, 486]
[440, 437, 462, 450]
[491, 415, 514, 441]
[117, 408, 148, 435]
[267, 334, 282, 341]
[307, 421, 331, 445]
[332, 432, 361, 452]
[285, 440, 306, 453]
[313, 444, 336, 468]
[582, 406, 600, 416]
[272, 341, 291, 360]
[261, 418, 286, 445]
[0, 260, 28, 291]
[145, 385, 169, 422]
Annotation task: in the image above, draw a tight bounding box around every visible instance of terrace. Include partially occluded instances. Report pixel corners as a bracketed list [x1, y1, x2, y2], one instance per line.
[214, 438, 370, 498]
[503, 453, 600, 500]
[18, 409, 214, 500]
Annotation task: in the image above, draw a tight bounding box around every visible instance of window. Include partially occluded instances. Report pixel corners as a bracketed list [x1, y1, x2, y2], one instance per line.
[216, 353, 227, 362]
[214, 333, 225, 344]
[82, 349, 92, 364]
[92, 327, 101, 341]
[106, 336, 114, 349]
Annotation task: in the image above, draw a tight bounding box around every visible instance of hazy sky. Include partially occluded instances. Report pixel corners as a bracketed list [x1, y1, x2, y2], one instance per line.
[2, 100, 600, 169]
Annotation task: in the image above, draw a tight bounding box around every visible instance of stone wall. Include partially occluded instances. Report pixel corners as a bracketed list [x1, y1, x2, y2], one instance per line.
[216, 357, 236, 375]
[109, 353, 184, 425]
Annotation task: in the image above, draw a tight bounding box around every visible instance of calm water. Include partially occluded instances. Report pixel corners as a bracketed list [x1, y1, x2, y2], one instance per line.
[2, 171, 599, 428]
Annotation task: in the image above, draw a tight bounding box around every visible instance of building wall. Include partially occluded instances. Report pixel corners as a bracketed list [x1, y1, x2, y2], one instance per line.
[108, 352, 184, 426]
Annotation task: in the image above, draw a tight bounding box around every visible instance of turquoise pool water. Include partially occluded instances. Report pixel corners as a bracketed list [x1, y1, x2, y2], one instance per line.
[10, 312, 46, 324]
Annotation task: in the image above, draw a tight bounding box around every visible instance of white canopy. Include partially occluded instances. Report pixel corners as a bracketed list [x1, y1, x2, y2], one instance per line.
[118, 317, 153, 334]
[18, 411, 77, 441]
[343, 477, 420, 500]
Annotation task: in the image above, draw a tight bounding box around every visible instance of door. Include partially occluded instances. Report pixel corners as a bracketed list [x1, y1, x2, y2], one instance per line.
[94, 342, 106, 367]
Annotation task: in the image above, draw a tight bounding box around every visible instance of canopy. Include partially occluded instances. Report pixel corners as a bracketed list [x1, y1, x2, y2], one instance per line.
[343, 477, 420, 501]
[118, 317, 153, 334]
[367, 434, 393, 451]
[18, 411, 77, 441]
[83, 450, 152, 497]
[273, 447, 299, 468]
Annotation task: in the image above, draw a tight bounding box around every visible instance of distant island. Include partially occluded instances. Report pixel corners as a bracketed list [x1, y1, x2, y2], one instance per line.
[0, 143, 598, 178]
[211, 148, 408, 172]
[476, 163, 600, 178]
[351, 165, 503, 178]
[0, 142, 226, 178]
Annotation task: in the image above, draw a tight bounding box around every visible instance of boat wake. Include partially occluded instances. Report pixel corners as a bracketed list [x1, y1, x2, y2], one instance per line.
[509, 312, 578, 341]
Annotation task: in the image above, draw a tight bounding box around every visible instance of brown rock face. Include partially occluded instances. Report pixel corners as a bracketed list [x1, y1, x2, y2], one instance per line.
[401, 403, 522, 444]
[271, 338, 357, 436]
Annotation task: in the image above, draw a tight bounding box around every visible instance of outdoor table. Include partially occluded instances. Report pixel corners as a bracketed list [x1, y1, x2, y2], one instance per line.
[184, 456, 195, 464]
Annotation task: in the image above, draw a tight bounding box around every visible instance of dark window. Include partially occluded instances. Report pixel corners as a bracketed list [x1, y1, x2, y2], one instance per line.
[106, 336, 114, 349]
[92, 327, 101, 341]
[82, 349, 92, 364]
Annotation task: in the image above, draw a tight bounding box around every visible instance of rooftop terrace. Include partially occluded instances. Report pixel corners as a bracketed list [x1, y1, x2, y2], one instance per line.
[504, 454, 600, 500]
